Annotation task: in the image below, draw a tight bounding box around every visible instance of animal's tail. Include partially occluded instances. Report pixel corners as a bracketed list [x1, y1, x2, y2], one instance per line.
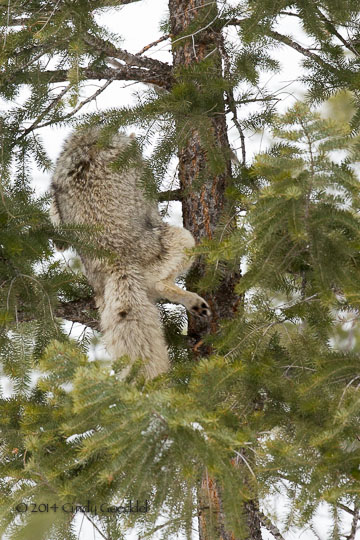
[100, 270, 169, 379]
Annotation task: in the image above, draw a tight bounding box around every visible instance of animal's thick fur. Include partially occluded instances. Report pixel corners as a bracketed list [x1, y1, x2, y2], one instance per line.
[50, 129, 210, 379]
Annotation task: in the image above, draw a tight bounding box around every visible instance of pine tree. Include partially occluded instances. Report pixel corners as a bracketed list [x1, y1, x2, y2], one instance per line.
[1, 1, 360, 539]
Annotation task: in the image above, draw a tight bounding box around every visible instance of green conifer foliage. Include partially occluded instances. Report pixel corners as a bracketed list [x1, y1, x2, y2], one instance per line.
[207, 103, 360, 536]
[1, 1, 360, 539]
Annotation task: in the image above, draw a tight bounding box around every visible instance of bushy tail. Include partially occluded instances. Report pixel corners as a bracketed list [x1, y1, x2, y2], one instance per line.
[100, 270, 169, 379]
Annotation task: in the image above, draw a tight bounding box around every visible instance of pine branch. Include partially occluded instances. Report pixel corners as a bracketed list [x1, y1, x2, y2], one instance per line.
[5, 0, 141, 24]
[14, 64, 174, 90]
[16, 297, 99, 330]
[226, 18, 335, 72]
[89, 0, 141, 5]
[55, 298, 99, 330]
[3, 17, 34, 26]
[256, 510, 286, 540]
[0, 49, 53, 91]
[158, 189, 182, 202]
[313, 6, 359, 57]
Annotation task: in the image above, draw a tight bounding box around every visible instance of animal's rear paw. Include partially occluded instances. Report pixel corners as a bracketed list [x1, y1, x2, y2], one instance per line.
[190, 296, 211, 318]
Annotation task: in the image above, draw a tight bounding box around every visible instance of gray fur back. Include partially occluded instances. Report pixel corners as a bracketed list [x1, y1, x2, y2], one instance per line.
[51, 128, 165, 266]
[50, 128, 170, 378]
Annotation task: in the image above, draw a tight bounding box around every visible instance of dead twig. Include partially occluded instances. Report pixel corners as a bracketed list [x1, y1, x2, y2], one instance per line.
[137, 34, 170, 55]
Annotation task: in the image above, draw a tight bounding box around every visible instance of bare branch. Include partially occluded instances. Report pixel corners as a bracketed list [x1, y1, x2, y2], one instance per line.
[278, 11, 302, 18]
[218, 40, 246, 165]
[337, 502, 356, 516]
[84, 514, 109, 540]
[24, 75, 118, 134]
[348, 506, 359, 540]
[236, 97, 278, 104]
[267, 30, 327, 65]
[16, 85, 71, 141]
[268, 29, 338, 72]
[309, 525, 323, 540]
[83, 33, 170, 73]
[170, 9, 222, 47]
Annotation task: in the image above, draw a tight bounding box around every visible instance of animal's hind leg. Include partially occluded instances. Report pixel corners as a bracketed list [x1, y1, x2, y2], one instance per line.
[145, 225, 211, 318]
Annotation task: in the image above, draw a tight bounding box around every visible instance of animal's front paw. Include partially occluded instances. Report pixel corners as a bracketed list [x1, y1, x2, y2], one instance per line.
[189, 295, 211, 318]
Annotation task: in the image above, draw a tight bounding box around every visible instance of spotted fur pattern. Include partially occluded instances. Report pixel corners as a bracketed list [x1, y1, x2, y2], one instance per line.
[50, 129, 210, 379]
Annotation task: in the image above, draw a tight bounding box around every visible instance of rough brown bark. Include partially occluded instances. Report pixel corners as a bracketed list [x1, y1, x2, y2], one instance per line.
[198, 475, 263, 540]
[54, 298, 99, 330]
[169, 0, 241, 354]
[168, 1, 261, 539]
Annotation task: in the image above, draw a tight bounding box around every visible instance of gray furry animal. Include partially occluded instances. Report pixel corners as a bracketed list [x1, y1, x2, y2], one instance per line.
[50, 129, 210, 379]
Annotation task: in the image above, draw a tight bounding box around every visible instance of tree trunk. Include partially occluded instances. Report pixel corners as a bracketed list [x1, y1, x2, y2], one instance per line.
[168, 1, 262, 539]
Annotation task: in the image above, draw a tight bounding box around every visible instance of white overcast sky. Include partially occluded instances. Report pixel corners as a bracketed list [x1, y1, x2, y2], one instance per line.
[3, 0, 358, 538]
